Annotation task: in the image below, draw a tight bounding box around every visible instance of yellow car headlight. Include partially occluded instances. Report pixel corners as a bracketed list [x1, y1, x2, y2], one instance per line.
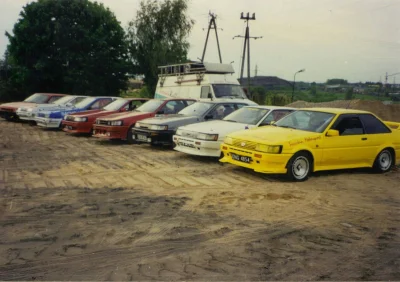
[256, 144, 282, 154]
[224, 136, 233, 145]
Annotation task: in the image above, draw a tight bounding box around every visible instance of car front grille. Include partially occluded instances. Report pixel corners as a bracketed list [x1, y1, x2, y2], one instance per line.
[97, 120, 109, 125]
[231, 138, 257, 151]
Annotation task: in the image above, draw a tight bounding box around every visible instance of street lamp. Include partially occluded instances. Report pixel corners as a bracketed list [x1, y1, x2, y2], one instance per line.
[291, 69, 305, 102]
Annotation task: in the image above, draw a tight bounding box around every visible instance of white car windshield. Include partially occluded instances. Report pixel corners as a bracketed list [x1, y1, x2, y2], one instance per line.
[223, 107, 270, 125]
[135, 100, 164, 112]
[212, 84, 247, 99]
[274, 110, 335, 133]
[24, 94, 50, 103]
[52, 96, 75, 105]
[74, 97, 96, 108]
[178, 102, 214, 116]
[103, 99, 126, 111]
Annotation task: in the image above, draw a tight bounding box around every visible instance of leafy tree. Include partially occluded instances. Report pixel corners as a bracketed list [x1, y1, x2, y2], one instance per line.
[326, 78, 348, 85]
[345, 87, 354, 100]
[309, 82, 317, 96]
[5, 0, 130, 99]
[127, 0, 194, 96]
[250, 86, 267, 104]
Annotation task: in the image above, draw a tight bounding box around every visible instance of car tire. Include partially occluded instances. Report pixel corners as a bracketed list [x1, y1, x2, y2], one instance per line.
[126, 125, 136, 144]
[373, 148, 393, 173]
[286, 151, 312, 182]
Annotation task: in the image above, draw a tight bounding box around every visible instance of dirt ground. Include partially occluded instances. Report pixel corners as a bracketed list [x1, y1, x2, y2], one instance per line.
[0, 118, 399, 281]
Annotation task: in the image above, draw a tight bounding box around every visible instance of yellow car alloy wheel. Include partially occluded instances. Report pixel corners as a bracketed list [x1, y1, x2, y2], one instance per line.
[286, 151, 312, 181]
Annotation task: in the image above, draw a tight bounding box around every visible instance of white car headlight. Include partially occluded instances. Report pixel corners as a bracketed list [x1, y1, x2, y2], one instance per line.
[74, 117, 88, 122]
[27, 108, 33, 112]
[149, 124, 168, 131]
[196, 133, 218, 141]
[109, 120, 123, 126]
[176, 129, 183, 136]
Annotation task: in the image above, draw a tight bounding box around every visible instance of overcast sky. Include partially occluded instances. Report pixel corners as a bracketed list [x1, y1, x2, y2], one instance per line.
[1, 0, 399, 83]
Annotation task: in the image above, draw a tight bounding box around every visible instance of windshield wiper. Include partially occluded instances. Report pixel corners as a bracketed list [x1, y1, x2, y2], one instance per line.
[224, 119, 237, 123]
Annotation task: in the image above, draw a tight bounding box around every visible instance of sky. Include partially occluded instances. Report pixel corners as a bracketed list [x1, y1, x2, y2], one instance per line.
[0, 0, 399, 83]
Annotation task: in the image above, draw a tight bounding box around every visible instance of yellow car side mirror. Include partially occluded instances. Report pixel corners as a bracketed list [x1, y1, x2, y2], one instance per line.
[326, 129, 339, 137]
[270, 121, 275, 125]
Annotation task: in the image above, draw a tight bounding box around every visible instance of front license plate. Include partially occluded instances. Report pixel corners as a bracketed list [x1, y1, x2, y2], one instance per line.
[231, 153, 252, 163]
[137, 134, 148, 142]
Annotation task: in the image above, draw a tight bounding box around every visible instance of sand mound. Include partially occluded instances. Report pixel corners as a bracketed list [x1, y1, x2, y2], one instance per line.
[287, 99, 400, 122]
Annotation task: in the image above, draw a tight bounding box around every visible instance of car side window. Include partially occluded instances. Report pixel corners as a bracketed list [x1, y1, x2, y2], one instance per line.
[89, 98, 112, 110]
[72, 97, 86, 104]
[128, 100, 144, 111]
[359, 114, 391, 134]
[260, 110, 293, 126]
[332, 116, 365, 135]
[48, 96, 62, 103]
[208, 104, 236, 120]
[201, 86, 211, 99]
[159, 101, 186, 114]
[236, 103, 248, 109]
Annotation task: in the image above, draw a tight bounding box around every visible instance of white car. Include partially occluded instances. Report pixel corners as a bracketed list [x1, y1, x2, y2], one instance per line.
[173, 105, 296, 157]
[16, 95, 88, 122]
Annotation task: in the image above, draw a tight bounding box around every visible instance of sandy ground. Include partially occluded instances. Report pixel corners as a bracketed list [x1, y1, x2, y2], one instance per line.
[0, 119, 399, 281]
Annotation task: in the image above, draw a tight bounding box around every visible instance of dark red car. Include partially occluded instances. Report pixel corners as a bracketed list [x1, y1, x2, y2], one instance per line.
[92, 98, 196, 143]
[61, 98, 149, 134]
[0, 93, 67, 120]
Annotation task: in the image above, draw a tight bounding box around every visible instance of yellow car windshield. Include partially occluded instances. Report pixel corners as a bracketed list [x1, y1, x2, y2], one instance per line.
[274, 110, 335, 133]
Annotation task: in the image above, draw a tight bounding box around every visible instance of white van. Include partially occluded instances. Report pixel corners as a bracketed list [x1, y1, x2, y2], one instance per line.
[155, 61, 252, 102]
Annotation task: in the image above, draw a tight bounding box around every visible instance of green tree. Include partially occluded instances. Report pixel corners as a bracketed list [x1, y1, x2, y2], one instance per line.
[5, 0, 130, 98]
[326, 78, 348, 85]
[250, 86, 267, 104]
[127, 0, 194, 96]
[309, 82, 317, 96]
[345, 87, 354, 100]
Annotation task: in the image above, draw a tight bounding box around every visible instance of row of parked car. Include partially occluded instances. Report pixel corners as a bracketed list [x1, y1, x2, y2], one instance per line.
[1, 92, 399, 181]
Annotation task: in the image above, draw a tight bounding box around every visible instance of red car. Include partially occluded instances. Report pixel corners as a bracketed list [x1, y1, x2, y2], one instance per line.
[92, 98, 196, 143]
[61, 98, 149, 134]
[0, 93, 67, 120]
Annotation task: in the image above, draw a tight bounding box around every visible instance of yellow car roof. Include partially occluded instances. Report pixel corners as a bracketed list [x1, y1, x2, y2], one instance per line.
[299, 107, 371, 114]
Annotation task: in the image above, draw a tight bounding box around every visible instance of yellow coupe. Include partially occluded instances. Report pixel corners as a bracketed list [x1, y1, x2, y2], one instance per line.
[220, 108, 400, 181]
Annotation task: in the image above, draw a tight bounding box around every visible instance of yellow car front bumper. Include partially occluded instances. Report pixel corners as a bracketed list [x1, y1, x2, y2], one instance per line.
[219, 144, 292, 174]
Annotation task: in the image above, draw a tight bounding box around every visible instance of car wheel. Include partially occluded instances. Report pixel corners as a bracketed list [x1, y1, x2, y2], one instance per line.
[286, 152, 312, 181]
[373, 148, 393, 173]
[126, 125, 136, 144]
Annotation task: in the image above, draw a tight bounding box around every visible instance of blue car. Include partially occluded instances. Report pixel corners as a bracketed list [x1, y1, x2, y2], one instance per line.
[35, 96, 119, 128]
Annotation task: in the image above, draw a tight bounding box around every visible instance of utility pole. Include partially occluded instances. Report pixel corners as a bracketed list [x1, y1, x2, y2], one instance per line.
[201, 11, 223, 63]
[233, 12, 262, 100]
[255, 64, 258, 77]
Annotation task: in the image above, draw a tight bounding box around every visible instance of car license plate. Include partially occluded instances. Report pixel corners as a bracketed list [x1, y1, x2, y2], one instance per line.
[178, 141, 195, 148]
[231, 153, 252, 163]
[137, 134, 148, 142]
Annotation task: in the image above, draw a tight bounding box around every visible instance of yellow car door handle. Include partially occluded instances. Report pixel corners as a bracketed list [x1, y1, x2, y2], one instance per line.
[362, 137, 368, 141]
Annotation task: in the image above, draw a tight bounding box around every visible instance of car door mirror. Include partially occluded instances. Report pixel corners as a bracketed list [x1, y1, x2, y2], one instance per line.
[157, 110, 164, 115]
[207, 93, 212, 99]
[204, 114, 213, 120]
[326, 129, 339, 137]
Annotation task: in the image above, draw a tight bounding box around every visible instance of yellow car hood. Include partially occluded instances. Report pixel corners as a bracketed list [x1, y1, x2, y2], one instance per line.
[228, 126, 321, 145]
